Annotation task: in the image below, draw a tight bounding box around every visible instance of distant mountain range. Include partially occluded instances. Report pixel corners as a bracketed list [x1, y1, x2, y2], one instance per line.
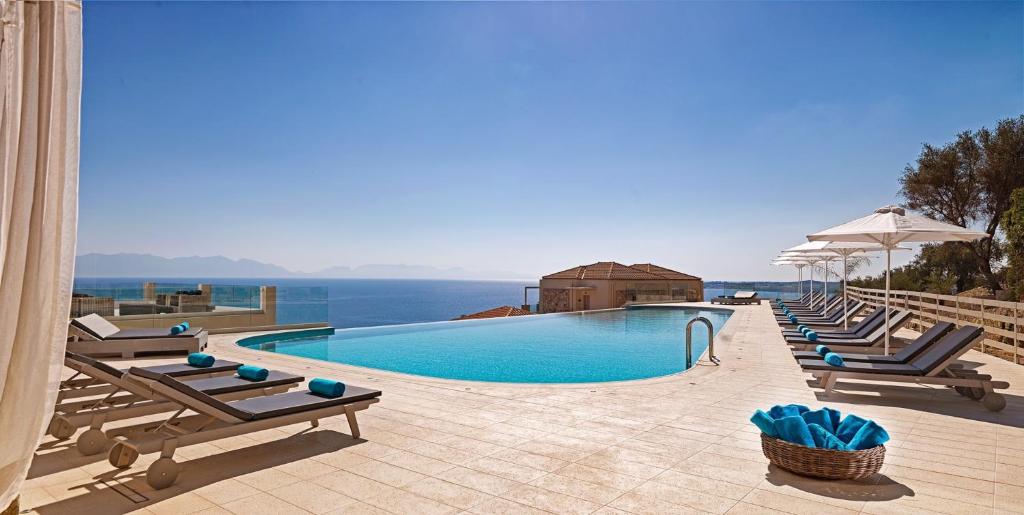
[74, 253, 533, 280]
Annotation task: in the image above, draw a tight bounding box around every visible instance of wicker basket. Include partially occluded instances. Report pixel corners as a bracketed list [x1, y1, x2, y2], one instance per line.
[761, 433, 885, 480]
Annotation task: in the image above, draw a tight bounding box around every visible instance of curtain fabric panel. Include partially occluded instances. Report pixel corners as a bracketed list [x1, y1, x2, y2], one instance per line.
[0, 0, 82, 509]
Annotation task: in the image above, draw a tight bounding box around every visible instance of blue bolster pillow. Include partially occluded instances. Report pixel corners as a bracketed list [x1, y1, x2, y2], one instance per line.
[846, 419, 890, 450]
[187, 352, 215, 368]
[815, 344, 831, 356]
[768, 404, 809, 419]
[773, 416, 815, 447]
[750, 410, 778, 437]
[808, 423, 848, 450]
[835, 414, 868, 443]
[823, 352, 844, 367]
[237, 365, 269, 381]
[309, 378, 346, 398]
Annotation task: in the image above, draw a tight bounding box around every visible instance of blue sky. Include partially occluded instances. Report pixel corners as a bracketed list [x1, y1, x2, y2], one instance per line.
[78, 1, 1023, 280]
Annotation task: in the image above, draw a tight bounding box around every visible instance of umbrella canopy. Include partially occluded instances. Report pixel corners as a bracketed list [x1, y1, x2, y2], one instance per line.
[781, 240, 908, 329]
[771, 259, 812, 297]
[807, 205, 989, 352]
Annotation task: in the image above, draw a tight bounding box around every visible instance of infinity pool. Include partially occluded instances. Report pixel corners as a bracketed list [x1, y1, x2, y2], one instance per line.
[238, 306, 731, 383]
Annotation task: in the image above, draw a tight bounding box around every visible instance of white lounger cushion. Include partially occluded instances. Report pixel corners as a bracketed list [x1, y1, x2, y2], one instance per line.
[734, 291, 756, 298]
[73, 314, 122, 339]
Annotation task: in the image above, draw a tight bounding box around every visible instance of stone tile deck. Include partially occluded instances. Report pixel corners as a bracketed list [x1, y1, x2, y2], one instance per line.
[23, 303, 1024, 514]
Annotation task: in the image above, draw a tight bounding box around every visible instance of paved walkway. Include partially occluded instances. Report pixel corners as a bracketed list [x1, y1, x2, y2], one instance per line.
[22, 303, 1024, 514]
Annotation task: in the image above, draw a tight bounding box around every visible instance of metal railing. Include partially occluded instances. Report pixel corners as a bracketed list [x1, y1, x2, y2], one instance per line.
[846, 286, 1023, 365]
[685, 316, 718, 368]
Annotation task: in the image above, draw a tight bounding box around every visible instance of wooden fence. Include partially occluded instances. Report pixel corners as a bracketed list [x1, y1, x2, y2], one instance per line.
[846, 286, 1023, 365]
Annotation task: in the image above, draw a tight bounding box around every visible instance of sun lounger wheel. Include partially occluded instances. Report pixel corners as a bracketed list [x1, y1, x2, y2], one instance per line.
[108, 441, 139, 468]
[77, 429, 107, 456]
[982, 392, 1006, 412]
[49, 417, 76, 440]
[146, 458, 180, 490]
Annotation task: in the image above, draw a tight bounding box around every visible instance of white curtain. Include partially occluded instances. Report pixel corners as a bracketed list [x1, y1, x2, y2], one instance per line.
[0, 0, 82, 510]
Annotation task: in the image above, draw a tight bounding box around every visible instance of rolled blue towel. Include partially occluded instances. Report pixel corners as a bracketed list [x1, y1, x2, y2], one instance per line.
[846, 420, 890, 450]
[808, 423, 848, 450]
[180, 321, 190, 331]
[800, 326, 812, 335]
[788, 315, 798, 323]
[170, 324, 184, 335]
[236, 365, 269, 381]
[823, 352, 844, 367]
[187, 352, 215, 368]
[801, 408, 836, 434]
[769, 404, 809, 419]
[772, 416, 815, 447]
[835, 414, 869, 443]
[309, 378, 346, 398]
[805, 330, 819, 342]
[815, 344, 831, 356]
[797, 324, 808, 333]
[750, 410, 778, 437]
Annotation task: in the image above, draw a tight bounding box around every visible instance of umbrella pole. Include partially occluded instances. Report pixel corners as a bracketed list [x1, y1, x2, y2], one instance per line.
[885, 246, 891, 355]
[843, 253, 849, 330]
[823, 260, 829, 314]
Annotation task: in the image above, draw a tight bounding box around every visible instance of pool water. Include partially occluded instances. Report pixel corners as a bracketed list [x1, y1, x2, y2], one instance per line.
[238, 306, 731, 383]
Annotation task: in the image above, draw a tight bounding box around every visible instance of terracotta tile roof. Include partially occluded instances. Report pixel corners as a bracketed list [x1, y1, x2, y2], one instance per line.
[456, 305, 533, 320]
[630, 263, 702, 281]
[542, 262, 667, 280]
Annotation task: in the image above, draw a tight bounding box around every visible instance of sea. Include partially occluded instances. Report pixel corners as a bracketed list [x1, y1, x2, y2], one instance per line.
[73, 277, 832, 329]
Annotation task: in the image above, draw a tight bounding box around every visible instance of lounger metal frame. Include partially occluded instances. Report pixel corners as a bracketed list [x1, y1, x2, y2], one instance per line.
[807, 332, 1009, 411]
[67, 324, 209, 358]
[104, 374, 379, 489]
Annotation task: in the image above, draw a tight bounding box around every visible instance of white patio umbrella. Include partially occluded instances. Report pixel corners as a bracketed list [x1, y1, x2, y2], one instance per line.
[807, 205, 989, 353]
[772, 256, 821, 305]
[781, 241, 908, 329]
[779, 251, 837, 310]
[771, 257, 814, 299]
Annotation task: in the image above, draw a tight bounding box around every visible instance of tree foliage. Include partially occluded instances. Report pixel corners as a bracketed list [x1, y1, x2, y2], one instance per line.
[899, 115, 1024, 291]
[1002, 188, 1024, 300]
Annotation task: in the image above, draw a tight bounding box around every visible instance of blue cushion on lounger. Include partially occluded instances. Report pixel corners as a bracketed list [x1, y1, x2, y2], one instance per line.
[846, 420, 890, 450]
[187, 352, 215, 367]
[823, 352, 844, 367]
[801, 408, 836, 434]
[768, 404, 809, 419]
[750, 410, 778, 437]
[309, 378, 346, 398]
[808, 423, 848, 450]
[815, 344, 831, 356]
[773, 416, 815, 447]
[236, 365, 269, 381]
[835, 414, 868, 443]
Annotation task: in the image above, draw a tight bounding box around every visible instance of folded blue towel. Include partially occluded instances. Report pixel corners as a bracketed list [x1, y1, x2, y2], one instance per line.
[187, 352, 215, 368]
[815, 344, 831, 356]
[801, 408, 836, 434]
[170, 324, 184, 335]
[823, 352, 844, 367]
[769, 404, 809, 419]
[835, 414, 869, 443]
[773, 416, 815, 447]
[846, 420, 890, 450]
[309, 378, 346, 398]
[750, 410, 778, 437]
[237, 365, 269, 381]
[823, 407, 841, 430]
[808, 423, 848, 450]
